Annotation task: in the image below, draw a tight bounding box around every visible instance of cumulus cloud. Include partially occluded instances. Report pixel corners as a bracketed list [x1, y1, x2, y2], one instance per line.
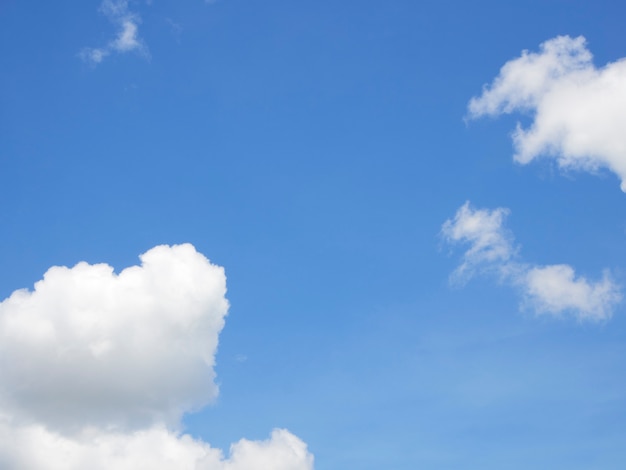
[81, 0, 148, 64]
[0, 424, 313, 470]
[442, 203, 622, 321]
[468, 35, 626, 191]
[0, 244, 227, 432]
[523, 265, 620, 321]
[0, 244, 315, 469]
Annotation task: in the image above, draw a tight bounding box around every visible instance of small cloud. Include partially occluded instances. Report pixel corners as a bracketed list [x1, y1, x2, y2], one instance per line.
[442, 202, 622, 321]
[468, 35, 626, 191]
[111, 17, 142, 52]
[234, 354, 248, 363]
[441, 201, 515, 283]
[81, 0, 149, 65]
[523, 265, 621, 321]
[79, 47, 109, 64]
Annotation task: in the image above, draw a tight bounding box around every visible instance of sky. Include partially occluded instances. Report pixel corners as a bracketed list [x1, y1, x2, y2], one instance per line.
[1, 0, 626, 468]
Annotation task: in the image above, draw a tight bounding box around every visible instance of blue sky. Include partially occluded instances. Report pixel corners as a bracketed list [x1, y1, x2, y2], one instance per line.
[1, 0, 626, 468]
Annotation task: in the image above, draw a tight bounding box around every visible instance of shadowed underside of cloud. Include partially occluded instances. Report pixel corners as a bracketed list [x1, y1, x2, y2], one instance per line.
[468, 35, 626, 191]
[0, 244, 314, 469]
[442, 203, 622, 321]
[80, 0, 148, 64]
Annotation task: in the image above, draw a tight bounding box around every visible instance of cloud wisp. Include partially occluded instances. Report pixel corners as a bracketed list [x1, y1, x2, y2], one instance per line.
[468, 35, 626, 191]
[0, 244, 314, 469]
[441, 203, 515, 282]
[80, 0, 148, 64]
[442, 203, 622, 321]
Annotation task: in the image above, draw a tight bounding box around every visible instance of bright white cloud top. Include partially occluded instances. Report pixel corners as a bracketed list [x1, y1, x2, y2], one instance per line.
[468, 35, 626, 191]
[442, 203, 622, 321]
[0, 244, 314, 469]
[0, 244, 227, 431]
[81, 0, 147, 64]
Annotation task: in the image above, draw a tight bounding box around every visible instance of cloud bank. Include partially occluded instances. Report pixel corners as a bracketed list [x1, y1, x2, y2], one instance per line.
[468, 35, 626, 191]
[442, 203, 622, 321]
[81, 0, 148, 64]
[0, 244, 314, 469]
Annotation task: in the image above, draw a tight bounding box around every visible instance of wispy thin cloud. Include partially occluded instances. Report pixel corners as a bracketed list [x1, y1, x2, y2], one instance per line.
[468, 35, 626, 191]
[441, 203, 515, 282]
[80, 0, 148, 65]
[442, 202, 622, 321]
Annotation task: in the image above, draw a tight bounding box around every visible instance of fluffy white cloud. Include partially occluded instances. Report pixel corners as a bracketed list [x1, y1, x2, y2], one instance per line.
[0, 244, 315, 468]
[0, 423, 313, 470]
[442, 203, 622, 321]
[468, 35, 626, 191]
[0, 244, 227, 432]
[81, 0, 148, 64]
[523, 265, 621, 321]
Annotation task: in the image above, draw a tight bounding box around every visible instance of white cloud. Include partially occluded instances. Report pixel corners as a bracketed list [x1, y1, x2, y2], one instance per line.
[0, 423, 313, 470]
[523, 265, 621, 321]
[468, 35, 626, 191]
[442, 203, 622, 321]
[441, 202, 514, 282]
[0, 244, 227, 432]
[81, 0, 148, 64]
[0, 244, 315, 468]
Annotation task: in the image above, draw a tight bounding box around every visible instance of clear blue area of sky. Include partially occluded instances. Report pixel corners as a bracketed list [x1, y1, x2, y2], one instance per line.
[2, 1, 626, 468]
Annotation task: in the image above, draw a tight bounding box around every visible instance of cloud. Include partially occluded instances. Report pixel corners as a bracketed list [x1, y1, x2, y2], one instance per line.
[81, 0, 148, 64]
[523, 265, 620, 321]
[468, 35, 626, 191]
[441, 202, 514, 282]
[0, 244, 315, 468]
[0, 424, 313, 470]
[442, 203, 622, 321]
